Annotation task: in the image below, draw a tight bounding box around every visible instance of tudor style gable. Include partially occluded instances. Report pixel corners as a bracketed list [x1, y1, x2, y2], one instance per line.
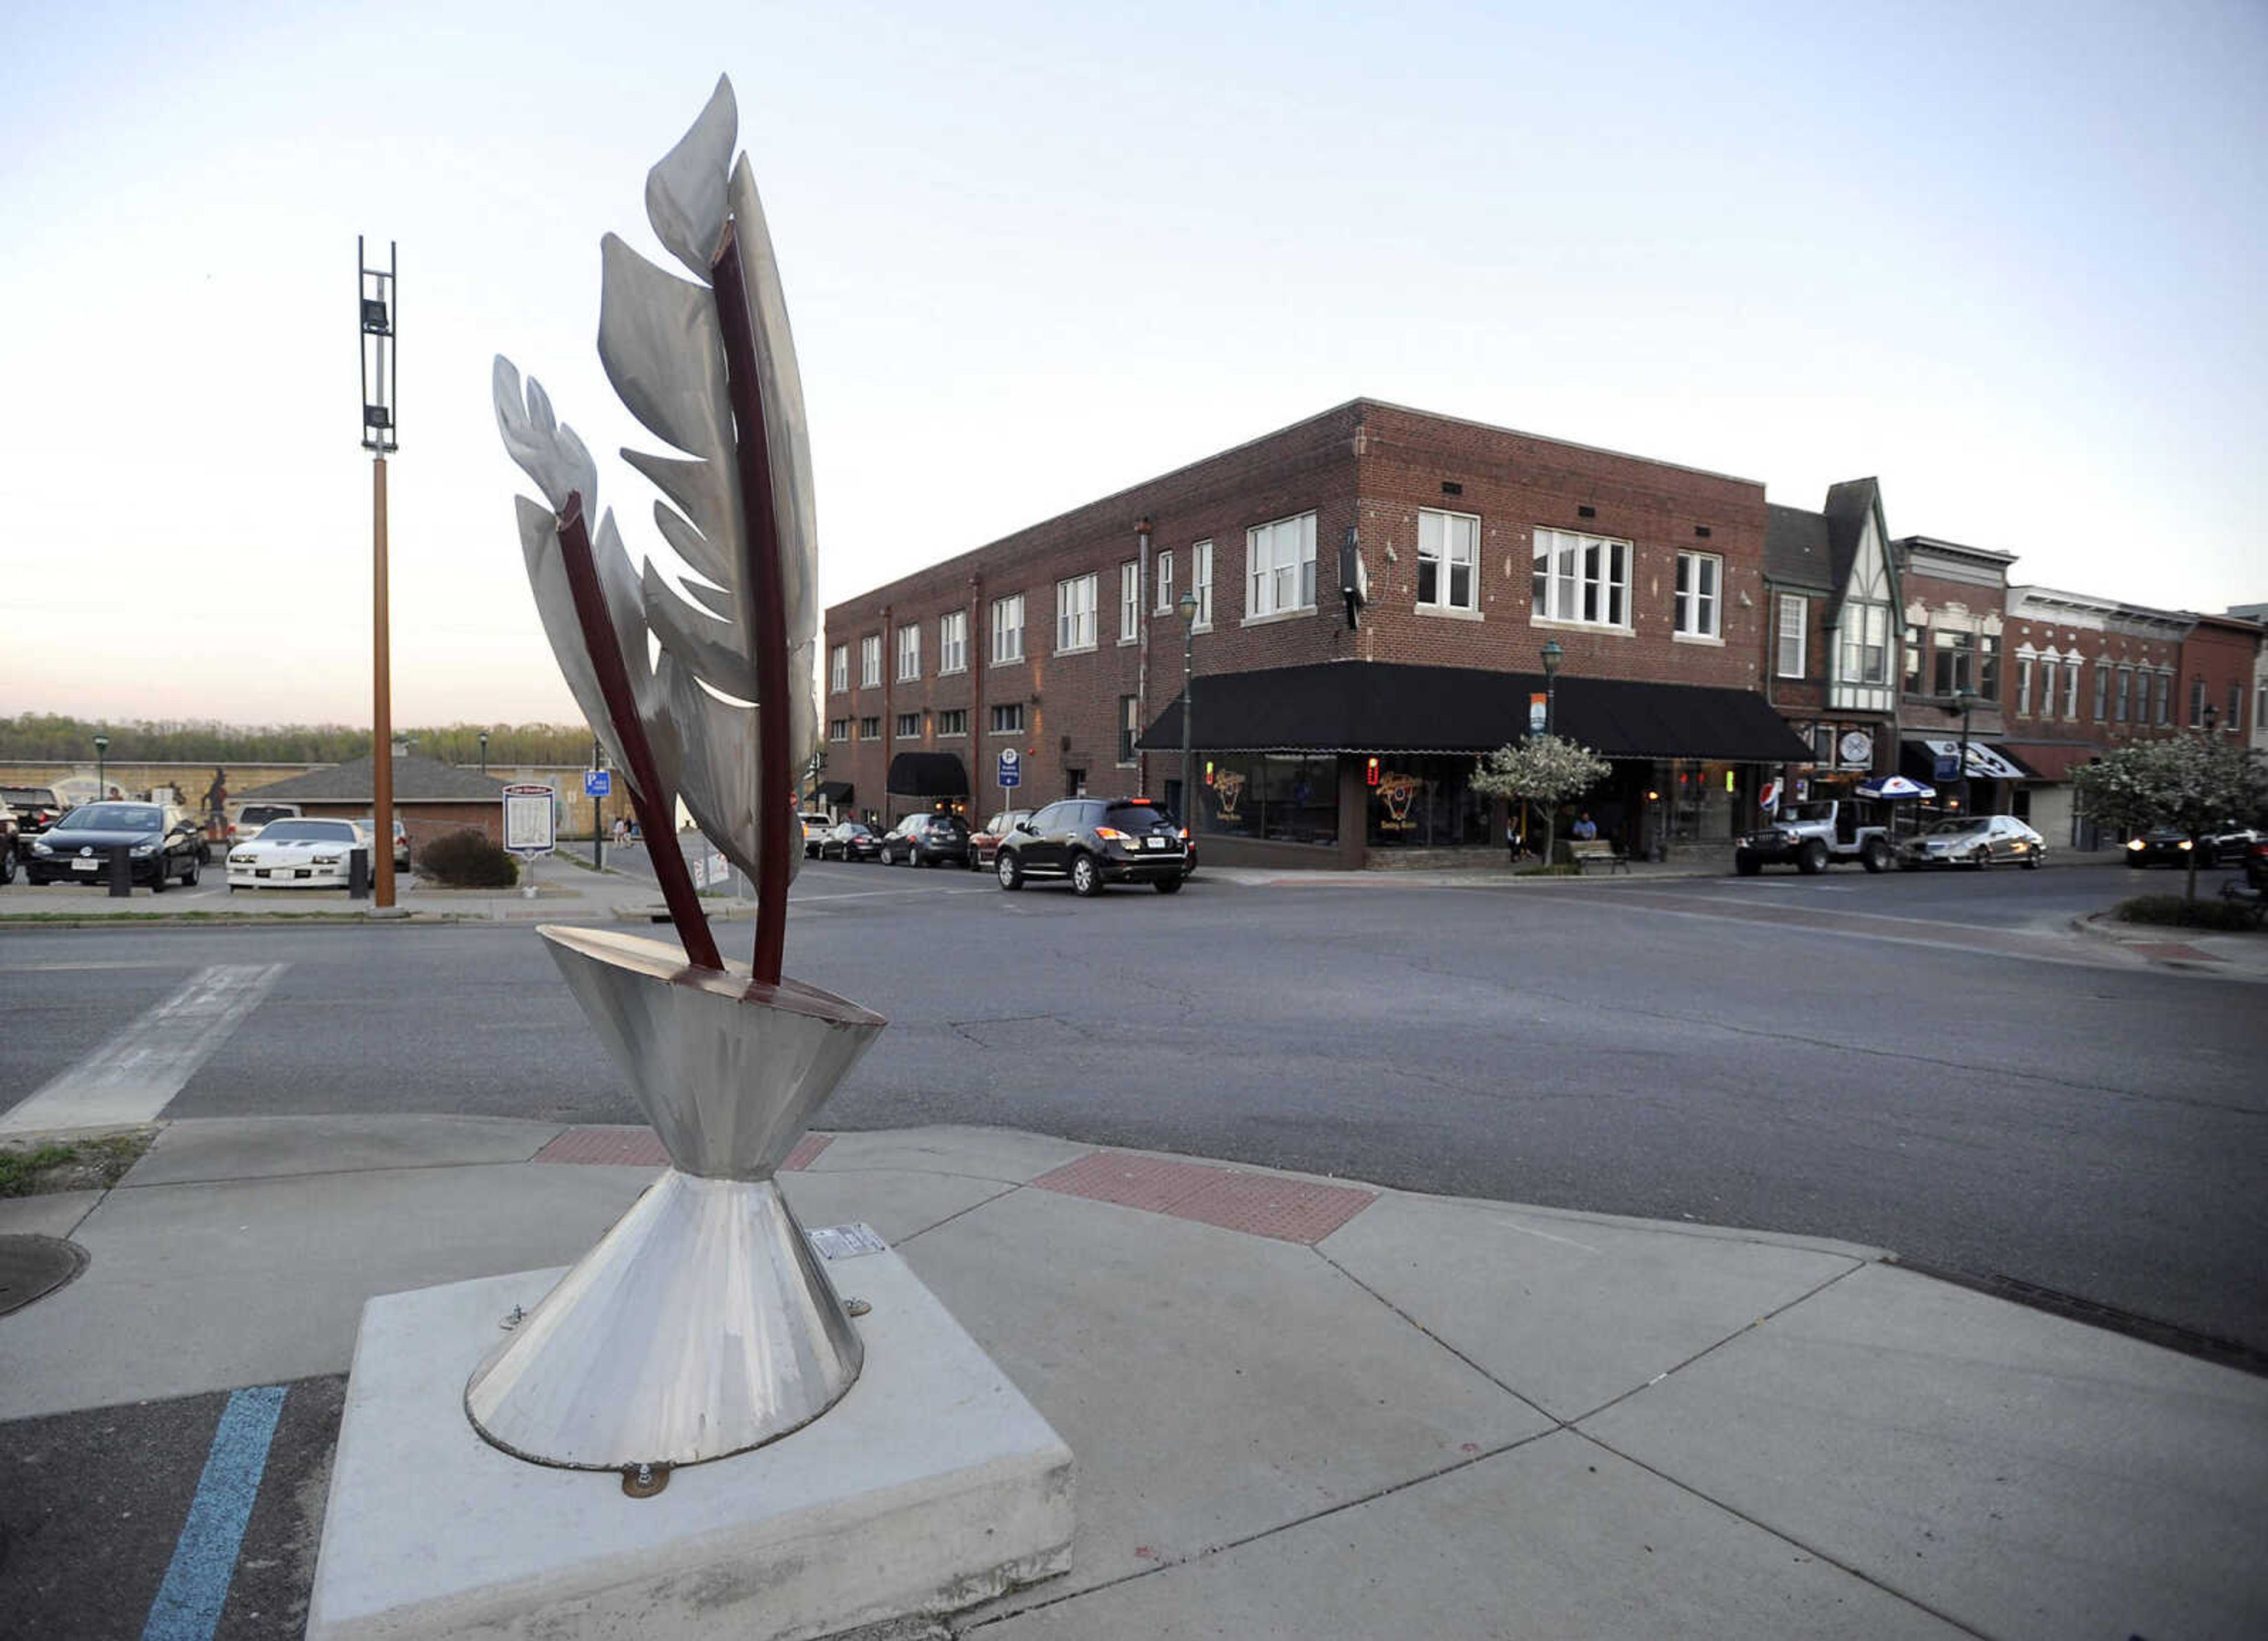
[1821, 479, 1898, 716]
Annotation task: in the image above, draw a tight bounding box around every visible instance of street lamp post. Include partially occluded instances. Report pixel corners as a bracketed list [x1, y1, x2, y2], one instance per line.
[1950, 686, 1979, 813]
[1540, 641, 1563, 738]
[1177, 591, 1201, 841]
[93, 733, 109, 800]
[478, 730, 489, 777]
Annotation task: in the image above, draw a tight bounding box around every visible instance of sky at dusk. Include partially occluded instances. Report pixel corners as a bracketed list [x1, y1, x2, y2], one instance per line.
[4, 1, 2262, 729]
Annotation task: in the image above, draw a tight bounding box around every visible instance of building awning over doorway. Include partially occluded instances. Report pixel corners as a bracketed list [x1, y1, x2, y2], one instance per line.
[1136, 662, 1813, 763]
[885, 752, 968, 798]
[816, 781, 854, 804]
[1898, 738, 2035, 784]
[1994, 742, 2098, 784]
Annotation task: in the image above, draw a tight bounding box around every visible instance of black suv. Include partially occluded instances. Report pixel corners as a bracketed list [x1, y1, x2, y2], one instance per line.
[881, 811, 970, 867]
[2, 787, 63, 853]
[995, 798, 1187, 895]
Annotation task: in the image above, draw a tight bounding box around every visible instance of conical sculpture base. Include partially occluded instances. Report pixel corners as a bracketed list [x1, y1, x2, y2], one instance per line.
[466, 926, 887, 1470]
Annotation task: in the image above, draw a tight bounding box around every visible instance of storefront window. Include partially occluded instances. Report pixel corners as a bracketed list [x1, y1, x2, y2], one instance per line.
[1366, 756, 1488, 848]
[1657, 760, 1742, 843]
[1199, 754, 1338, 846]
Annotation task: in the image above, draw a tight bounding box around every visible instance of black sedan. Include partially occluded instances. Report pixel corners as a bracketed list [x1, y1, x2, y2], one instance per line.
[2126, 826, 2259, 868]
[818, 822, 883, 863]
[21, 802, 207, 890]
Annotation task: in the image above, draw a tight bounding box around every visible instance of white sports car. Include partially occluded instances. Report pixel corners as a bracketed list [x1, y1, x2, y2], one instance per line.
[227, 817, 367, 889]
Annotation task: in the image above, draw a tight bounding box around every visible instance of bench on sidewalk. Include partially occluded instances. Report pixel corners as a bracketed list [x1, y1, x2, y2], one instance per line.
[1570, 839, 1628, 875]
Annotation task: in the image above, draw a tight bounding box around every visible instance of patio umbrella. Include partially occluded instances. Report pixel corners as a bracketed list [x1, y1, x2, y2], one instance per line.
[1857, 775, 1936, 801]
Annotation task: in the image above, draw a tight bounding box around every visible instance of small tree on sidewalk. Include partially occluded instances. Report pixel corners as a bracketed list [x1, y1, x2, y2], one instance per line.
[2071, 736, 2267, 901]
[1471, 735, 1612, 864]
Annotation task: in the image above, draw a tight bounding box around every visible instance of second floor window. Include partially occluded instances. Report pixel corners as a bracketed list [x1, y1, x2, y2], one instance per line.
[1247, 511, 1317, 618]
[896, 624, 920, 681]
[1532, 527, 1631, 628]
[858, 716, 880, 741]
[990, 593, 1025, 665]
[2093, 664, 2109, 720]
[1191, 539, 1213, 627]
[936, 708, 968, 737]
[829, 644, 849, 694]
[2016, 656, 2034, 716]
[1155, 550, 1174, 614]
[1057, 572, 1097, 653]
[989, 703, 1024, 734]
[1673, 550, 1720, 638]
[2155, 671, 2171, 725]
[2038, 659, 2059, 717]
[895, 712, 922, 739]
[1120, 561, 1139, 640]
[2189, 677, 2207, 727]
[859, 635, 881, 689]
[1118, 694, 1139, 764]
[1978, 633, 2000, 701]
[1777, 595, 1807, 677]
[1932, 629, 1975, 696]
[1837, 602, 1890, 686]
[939, 609, 967, 675]
[2063, 663, 2080, 720]
[1418, 510, 1478, 612]
[827, 717, 849, 742]
[2115, 666, 2132, 721]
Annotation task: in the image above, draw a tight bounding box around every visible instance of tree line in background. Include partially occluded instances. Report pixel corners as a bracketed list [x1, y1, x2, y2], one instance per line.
[0, 715, 598, 767]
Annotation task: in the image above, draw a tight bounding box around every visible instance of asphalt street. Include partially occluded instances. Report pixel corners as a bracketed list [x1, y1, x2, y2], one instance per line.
[4, 857, 2265, 1361]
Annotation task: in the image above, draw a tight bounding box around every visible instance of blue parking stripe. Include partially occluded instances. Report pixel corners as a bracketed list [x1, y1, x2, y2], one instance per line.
[142, 1384, 287, 1641]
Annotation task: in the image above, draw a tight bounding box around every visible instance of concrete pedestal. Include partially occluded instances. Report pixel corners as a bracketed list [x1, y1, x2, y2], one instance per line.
[307, 1245, 1073, 1640]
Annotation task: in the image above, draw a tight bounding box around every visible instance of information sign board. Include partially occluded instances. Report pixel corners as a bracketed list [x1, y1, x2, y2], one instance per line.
[997, 749, 1022, 789]
[503, 784, 557, 856]
[583, 769, 612, 798]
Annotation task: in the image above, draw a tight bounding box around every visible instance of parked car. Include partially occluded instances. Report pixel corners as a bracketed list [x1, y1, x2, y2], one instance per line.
[818, 821, 882, 863]
[882, 811, 971, 867]
[994, 797, 1188, 895]
[2126, 824, 2259, 868]
[800, 813, 834, 857]
[227, 817, 368, 890]
[1898, 814, 2044, 870]
[2, 785, 64, 850]
[357, 816, 413, 870]
[22, 801, 207, 890]
[967, 810, 1032, 871]
[0, 797, 17, 883]
[232, 801, 304, 844]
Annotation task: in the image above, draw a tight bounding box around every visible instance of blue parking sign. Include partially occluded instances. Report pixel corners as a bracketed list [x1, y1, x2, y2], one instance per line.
[997, 750, 1021, 789]
[584, 769, 612, 797]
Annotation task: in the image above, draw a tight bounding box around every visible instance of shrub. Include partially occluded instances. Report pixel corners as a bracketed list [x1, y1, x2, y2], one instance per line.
[2113, 895, 2260, 933]
[419, 828, 518, 889]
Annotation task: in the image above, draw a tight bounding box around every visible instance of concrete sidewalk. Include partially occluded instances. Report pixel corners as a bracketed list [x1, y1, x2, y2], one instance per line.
[4, 1117, 2263, 1639]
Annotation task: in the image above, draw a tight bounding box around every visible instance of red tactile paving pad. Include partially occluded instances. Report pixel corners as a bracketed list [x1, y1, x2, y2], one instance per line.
[1032, 1151, 1376, 1245]
[532, 1128, 833, 1170]
[2130, 942, 2218, 961]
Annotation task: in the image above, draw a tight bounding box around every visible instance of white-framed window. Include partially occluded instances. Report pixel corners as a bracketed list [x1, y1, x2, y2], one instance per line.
[858, 716, 880, 741]
[2064, 661, 2081, 720]
[1418, 510, 1478, 612]
[2189, 676, 2207, 727]
[2016, 655, 2034, 716]
[990, 593, 1025, 665]
[1056, 572, 1097, 653]
[1117, 695, 1139, 765]
[895, 624, 920, 682]
[1191, 539, 1213, 628]
[1246, 511, 1317, 619]
[2093, 664, 2109, 721]
[1119, 562, 1140, 642]
[1838, 602, 1890, 687]
[895, 712, 922, 739]
[938, 609, 967, 676]
[1531, 526, 1631, 628]
[827, 717, 849, 742]
[2038, 659, 2059, 718]
[859, 635, 882, 689]
[1776, 594, 1807, 677]
[936, 708, 968, 738]
[989, 702, 1023, 734]
[2155, 671, 2172, 725]
[1674, 550, 1721, 638]
[1155, 550, 1174, 614]
[829, 644, 849, 694]
[2115, 665, 2133, 722]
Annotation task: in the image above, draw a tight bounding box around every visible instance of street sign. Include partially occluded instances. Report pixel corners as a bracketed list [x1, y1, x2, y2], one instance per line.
[502, 784, 557, 856]
[1934, 754, 1961, 782]
[583, 769, 612, 798]
[997, 749, 1021, 789]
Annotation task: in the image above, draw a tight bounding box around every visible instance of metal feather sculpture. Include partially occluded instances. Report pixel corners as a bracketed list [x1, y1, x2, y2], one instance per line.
[471, 77, 886, 1477]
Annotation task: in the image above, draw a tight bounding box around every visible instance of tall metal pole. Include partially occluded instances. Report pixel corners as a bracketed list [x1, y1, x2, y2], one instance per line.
[1177, 590, 1199, 841]
[373, 455, 395, 906]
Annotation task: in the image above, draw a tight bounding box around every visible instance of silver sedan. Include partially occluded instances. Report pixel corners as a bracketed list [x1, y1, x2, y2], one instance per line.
[1898, 815, 2045, 870]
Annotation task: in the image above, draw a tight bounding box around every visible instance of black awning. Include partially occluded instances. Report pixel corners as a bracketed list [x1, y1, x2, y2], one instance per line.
[1137, 662, 1813, 763]
[886, 752, 969, 798]
[816, 781, 854, 803]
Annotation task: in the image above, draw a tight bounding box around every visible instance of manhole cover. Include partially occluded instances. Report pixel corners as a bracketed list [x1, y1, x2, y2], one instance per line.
[0, 1234, 89, 1316]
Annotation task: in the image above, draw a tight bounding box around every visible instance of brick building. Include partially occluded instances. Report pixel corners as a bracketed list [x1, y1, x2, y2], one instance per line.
[237, 753, 510, 854]
[822, 400, 1807, 869]
[1759, 479, 1905, 804]
[1891, 534, 2026, 816]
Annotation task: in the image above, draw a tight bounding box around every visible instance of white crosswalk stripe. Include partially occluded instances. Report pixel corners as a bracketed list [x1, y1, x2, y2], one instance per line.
[0, 963, 286, 1133]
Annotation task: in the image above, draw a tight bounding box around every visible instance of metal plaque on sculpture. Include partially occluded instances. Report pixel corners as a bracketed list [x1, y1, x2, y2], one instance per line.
[475, 77, 887, 1475]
